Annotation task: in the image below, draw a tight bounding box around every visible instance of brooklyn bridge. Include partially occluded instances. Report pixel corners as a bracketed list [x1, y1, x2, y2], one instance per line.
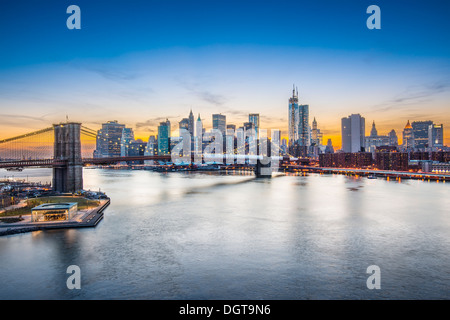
[2, 123, 448, 194]
[0, 122, 279, 193]
[0, 122, 174, 193]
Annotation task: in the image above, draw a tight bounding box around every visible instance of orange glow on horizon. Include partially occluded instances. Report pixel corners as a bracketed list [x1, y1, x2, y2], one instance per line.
[1, 119, 450, 151]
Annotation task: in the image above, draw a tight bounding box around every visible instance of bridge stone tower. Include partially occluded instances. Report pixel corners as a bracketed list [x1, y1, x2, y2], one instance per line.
[52, 122, 83, 193]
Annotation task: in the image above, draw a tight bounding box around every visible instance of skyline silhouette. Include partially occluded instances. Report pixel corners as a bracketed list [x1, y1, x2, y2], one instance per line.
[1, 0, 449, 149]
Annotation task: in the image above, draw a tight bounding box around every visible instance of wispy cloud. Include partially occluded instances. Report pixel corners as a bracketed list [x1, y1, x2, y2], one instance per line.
[135, 116, 180, 132]
[87, 67, 142, 82]
[176, 78, 227, 106]
[68, 60, 144, 84]
[220, 108, 286, 126]
[196, 90, 226, 106]
[0, 113, 55, 136]
[222, 109, 250, 118]
[372, 80, 450, 112]
[0, 113, 50, 122]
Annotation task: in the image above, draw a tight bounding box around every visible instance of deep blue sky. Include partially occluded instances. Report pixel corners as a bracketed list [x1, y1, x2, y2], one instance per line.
[1, 0, 450, 145]
[1, 0, 450, 68]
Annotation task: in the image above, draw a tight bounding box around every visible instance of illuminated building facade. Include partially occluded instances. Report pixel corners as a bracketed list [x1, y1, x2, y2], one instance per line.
[31, 202, 78, 222]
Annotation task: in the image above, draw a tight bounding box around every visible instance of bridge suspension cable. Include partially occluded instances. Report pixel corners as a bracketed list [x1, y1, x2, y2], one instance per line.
[81, 126, 97, 138]
[0, 127, 54, 161]
[0, 127, 54, 145]
[0, 125, 99, 162]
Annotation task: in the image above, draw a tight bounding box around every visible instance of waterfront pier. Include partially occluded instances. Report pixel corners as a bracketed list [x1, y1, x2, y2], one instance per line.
[0, 198, 110, 236]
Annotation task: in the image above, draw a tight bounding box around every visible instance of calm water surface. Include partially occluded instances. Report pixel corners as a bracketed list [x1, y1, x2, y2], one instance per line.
[0, 168, 449, 299]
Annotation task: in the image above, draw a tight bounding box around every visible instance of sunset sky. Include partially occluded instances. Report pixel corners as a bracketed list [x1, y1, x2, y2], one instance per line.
[1, 0, 449, 149]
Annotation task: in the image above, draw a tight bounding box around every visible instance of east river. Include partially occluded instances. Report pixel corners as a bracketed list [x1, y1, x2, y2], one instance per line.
[0, 168, 449, 299]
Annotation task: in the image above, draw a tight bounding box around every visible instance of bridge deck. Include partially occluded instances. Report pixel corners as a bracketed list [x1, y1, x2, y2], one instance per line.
[1, 157, 449, 179]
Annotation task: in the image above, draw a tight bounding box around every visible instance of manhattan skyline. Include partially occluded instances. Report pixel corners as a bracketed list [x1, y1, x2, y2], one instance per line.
[1, 0, 450, 149]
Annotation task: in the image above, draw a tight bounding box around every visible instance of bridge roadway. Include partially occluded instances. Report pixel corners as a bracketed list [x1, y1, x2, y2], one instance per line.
[0, 159, 67, 168]
[0, 156, 173, 168]
[1, 157, 449, 179]
[0, 155, 282, 168]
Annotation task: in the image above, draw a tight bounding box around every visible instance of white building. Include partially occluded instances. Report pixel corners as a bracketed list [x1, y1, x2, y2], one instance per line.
[341, 114, 365, 153]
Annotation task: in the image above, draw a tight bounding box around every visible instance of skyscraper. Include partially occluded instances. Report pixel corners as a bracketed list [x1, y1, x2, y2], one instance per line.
[128, 139, 146, 157]
[288, 85, 309, 147]
[365, 121, 389, 152]
[281, 139, 287, 155]
[144, 135, 157, 165]
[311, 117, 323, 146]
[212, 114, 226, 134]
[242, 122, 256, 155]
[341, 114, 365, 153]
[226, 124, 236, 131]
[157, 119, 171, 155]
[428, 124, 444, 149]
[120, 127, 135, 157]
[325, 139, 334, 154]
[94, 120, 126, 158]
[402, 120, 414, 149]
[412, 120, 433, 150]
[311, 117, 318, 141]
[179, 118, 189, 133]
[388, 129, 398, 147]
[370, 121, 378, 137]
[298, 104, 309, 147]
[188, 109, 195, 137]
[288, 85, 299, 147]
[243, 122, 254, 132]
[145, 135, 157, 156]
[195, 114, 203, 157]
[225, 124, 236, 157]
[271, 129, 281, 156]
[249, 113, 260, 138]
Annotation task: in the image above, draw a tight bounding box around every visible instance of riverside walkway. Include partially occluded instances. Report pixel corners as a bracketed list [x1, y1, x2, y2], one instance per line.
[284, 166, 450, 180]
